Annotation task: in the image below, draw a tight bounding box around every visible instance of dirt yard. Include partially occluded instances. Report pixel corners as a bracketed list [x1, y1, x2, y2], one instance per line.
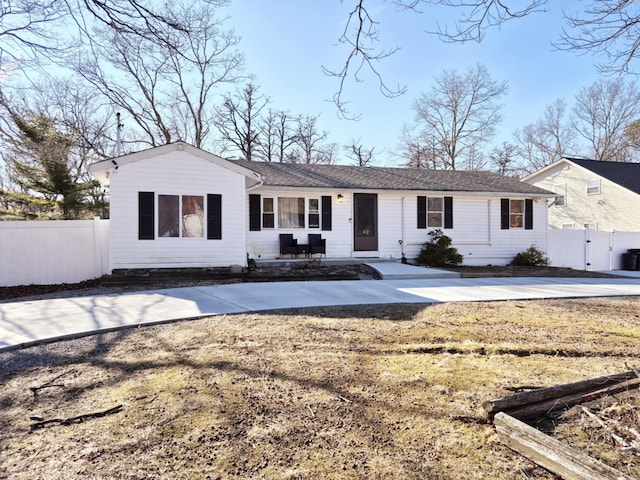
[1, 297, 639, 479]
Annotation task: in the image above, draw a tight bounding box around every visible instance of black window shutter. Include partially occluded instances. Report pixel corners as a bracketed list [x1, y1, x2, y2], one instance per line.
[500, 198, 510, 230]
[321, 195, 332, 231]
[417, 196, 427, 229]
[207, 194, 222, 240]
[444, 196, 453, 229]
[138, 191, 155, 240]
[249, 194, 261, 231]
[525, 199, 533, 230]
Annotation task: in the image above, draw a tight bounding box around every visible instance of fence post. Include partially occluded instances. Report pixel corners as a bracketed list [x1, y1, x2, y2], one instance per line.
[609, 230, 616, 271]
[584, 228, 589, 270]
[93, 216, 104, 277]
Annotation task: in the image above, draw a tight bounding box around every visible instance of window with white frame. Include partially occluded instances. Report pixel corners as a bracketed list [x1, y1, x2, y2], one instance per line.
[553, 184, 566, 206]
[584, 222, 598, 230]
[278, 197, 305, 228]
[561, 223, 574, 229]
[586, 179, 600, 195]
[158, 194, 204, 238]
[308, 198, 320, 228]
[509, 199, 525, 228]
[262, 197, 275, 229]
[249, 194, 332, 231]
[427, 197, 444, 227]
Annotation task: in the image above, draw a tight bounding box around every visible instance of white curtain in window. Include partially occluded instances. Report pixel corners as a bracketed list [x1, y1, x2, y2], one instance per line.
[278, 197, 304, 228]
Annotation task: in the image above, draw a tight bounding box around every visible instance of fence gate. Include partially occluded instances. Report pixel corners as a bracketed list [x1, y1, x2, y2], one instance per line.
[547, 229, 640, 271]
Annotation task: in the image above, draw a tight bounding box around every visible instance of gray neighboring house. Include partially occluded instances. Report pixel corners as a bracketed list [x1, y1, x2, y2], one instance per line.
[89, 142, 554, 271]
[525, 158, 640, 232]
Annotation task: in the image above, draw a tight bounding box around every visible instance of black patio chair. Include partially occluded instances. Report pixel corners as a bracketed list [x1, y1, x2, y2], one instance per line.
[279, 234, 298, 258]
[308, 233, 326, 257]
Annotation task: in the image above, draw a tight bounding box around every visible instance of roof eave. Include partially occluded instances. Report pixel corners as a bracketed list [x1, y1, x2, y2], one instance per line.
[88, 141, 263, 185]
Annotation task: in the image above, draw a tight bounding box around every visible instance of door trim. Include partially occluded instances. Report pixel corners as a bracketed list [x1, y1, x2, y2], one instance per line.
[353, 193, 378, 252]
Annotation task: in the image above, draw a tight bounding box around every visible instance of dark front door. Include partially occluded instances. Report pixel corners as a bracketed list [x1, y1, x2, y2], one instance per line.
[354, 193, 378, 251]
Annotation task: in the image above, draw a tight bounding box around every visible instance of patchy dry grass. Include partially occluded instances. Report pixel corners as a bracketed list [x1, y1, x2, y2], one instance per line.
[1, 298, 640, 479]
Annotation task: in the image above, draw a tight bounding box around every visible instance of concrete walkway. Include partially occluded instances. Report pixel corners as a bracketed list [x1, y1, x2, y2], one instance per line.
[2, 272, 640, 352]
[366, 262, 460, 279]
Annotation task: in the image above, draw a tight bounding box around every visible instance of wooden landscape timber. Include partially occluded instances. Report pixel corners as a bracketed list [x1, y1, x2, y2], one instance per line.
[485, 370, 640, 480]
[493, 413, 632, 480]
[484, 370, 640, 421]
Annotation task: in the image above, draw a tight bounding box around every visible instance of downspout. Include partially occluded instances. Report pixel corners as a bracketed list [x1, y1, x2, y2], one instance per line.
[400, 197, 406, 263]
[487, 199, 491, 244]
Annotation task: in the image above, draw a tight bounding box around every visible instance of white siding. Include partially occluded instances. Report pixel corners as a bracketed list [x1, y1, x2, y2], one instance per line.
[247, 189, 548, 266]
[109, 150, 248, 269]
[528, 162, 640, 232]
[401, 195, 548, 266]
[247, 189, 353, 259]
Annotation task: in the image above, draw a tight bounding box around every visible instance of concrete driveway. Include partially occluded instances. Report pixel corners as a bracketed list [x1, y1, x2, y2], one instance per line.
[2, 275, 640, 351]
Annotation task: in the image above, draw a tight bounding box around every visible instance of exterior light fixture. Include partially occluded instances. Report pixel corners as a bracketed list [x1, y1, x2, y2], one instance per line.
[337, 194, 344, 204]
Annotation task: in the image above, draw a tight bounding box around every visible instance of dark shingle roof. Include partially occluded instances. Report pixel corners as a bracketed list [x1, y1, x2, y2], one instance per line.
[565, 158, 640, 195]
[233, 160, 552, 195]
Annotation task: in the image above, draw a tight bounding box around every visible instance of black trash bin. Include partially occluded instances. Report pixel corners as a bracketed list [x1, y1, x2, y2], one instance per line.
[623, 249, 640, 270]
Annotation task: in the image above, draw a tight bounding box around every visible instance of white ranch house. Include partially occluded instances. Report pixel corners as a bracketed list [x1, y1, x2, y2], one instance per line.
[87, 142, 554, 272]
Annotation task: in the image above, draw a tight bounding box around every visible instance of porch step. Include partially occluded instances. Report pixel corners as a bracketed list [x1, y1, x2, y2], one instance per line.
[365, 262, 461, 280]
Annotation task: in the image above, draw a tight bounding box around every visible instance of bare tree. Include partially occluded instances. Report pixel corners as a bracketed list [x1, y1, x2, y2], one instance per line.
[323, 1, 406, 118]
[624, 119, 640, 154]
[460, 144, 487, 171]
[415, 0, 546, 43]
[513, 98, 577, 173]
[0, 1, 68, 69]
[258, 109, 298, 162]
[490, 142, 518, 176]
[215, 83, 269, 161]
[294, 115, 329, 164]
[316, 142, 340, 165]
[412, 63, 508, 170]
[257, 109, 278, 162]
[573, 77, 640, 161]
[397, 125, 443, 169]
[559, 1, 640, 73]
[329, 1, 640, 112]
[345, 139, 375, 166]
[0, 0, 219, 72]
[71, 1, 243, 149]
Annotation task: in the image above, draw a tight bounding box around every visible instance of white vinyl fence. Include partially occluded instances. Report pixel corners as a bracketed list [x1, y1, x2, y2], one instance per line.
[0, 218, 109, 287]
[1, 220, 639, 287]
[547, 229, 640, 271]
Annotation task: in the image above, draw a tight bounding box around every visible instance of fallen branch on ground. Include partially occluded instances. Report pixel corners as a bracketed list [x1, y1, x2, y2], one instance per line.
[30, 405, 123, 431]
[30, 370, 76, 398]
[484, 370, 640, 420]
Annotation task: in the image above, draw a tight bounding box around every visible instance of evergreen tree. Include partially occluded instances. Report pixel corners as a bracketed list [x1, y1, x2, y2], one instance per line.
[1, 109, 101, 219]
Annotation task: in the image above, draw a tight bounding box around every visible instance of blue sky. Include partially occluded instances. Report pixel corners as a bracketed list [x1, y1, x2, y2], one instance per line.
[226, 1, 603, 165]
